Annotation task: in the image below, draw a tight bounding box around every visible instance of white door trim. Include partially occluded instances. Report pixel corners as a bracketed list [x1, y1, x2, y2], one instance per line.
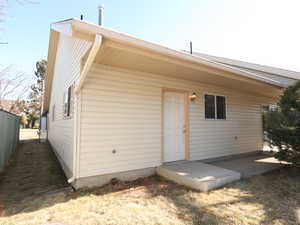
[161, 88, 190, 163]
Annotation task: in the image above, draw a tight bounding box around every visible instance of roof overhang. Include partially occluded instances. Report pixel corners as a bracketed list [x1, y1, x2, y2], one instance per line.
[43, 18, 284, 113]
[43, 28, 60, 114]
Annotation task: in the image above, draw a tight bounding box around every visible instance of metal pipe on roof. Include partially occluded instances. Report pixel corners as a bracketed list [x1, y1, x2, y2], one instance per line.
[98, 4, 104, 26]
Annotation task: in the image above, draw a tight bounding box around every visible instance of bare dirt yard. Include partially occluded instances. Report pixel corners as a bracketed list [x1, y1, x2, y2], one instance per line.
[0, 142, 69, 216]
[0, 142, 299, 225]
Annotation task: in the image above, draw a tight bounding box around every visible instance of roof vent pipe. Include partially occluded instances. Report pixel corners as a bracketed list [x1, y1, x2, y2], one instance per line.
[98, 4, 104, 26]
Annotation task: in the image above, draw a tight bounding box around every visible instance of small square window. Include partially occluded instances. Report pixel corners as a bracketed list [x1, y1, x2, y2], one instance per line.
[205, 94, 227, 120]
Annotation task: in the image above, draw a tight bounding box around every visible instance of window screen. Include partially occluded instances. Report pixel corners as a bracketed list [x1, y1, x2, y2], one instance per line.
[63, 92, 68, 116]
[64, 86, 72, 118]
[67, 86, 71, 117]
[52, 104, 55, 122]
[205, 94, 215, 119]
[216, 96, 226, 119]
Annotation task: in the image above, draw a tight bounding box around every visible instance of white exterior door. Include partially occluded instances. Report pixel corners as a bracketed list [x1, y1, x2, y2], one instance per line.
[163, 91, 186, 162]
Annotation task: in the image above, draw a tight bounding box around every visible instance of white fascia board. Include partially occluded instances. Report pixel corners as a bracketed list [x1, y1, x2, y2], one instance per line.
[51, 20, 73, 36]
[70, 18, 283, 88]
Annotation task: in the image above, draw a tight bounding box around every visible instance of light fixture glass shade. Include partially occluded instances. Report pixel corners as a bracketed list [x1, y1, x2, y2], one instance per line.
[190, 92, 197, 101]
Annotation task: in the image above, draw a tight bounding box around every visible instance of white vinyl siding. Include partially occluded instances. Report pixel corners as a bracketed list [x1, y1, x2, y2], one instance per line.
[48, 34, 91, 177]
[79, 64, 275, 178]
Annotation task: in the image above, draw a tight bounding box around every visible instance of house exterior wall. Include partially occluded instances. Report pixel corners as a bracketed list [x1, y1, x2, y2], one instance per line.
[78, 64, 276, 178]
[48, 33, 91, 177]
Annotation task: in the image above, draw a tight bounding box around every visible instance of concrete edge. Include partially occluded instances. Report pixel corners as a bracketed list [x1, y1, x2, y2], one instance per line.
[157, 165, 241, 192]
[156, 166, 206, 191]
[199, 151, 262, 163]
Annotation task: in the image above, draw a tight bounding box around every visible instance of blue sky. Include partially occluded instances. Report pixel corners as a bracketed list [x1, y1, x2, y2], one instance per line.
[1, 0, 300, 85]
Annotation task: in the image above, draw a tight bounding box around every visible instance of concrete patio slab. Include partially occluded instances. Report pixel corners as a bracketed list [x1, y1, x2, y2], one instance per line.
[209, 153, 283, 178]
[157, 161, 240, 192]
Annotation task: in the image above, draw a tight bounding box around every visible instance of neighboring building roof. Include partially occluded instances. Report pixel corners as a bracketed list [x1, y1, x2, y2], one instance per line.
[0, 99, 15, 111]
[189, 52, 299, 86]
[0, 99, 23, 115]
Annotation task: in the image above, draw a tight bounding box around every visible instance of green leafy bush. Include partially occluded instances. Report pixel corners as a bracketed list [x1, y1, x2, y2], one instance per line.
[265, 81, 300, 166]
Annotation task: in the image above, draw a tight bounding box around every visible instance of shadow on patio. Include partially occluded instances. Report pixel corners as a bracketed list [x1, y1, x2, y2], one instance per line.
[143, 166, 300, 225]
[209, 152, 285, 178]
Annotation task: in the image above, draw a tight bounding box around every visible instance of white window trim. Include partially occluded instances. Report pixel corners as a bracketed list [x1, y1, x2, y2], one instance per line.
[204, 93, 227, 120]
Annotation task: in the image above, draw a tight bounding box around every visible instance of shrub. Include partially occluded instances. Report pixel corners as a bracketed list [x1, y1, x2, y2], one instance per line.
[265, 81, 300, 166]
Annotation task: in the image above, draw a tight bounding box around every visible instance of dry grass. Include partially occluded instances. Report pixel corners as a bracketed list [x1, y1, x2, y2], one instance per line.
[0, 142, 68, 205]
[0, 167, 300, 225]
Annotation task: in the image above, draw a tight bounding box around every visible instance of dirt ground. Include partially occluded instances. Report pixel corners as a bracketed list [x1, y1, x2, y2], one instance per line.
[0, 142, 69, 214]
[0, 142, 299, 225]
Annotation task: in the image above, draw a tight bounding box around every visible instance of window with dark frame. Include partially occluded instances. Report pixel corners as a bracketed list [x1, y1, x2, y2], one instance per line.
[205, 94, 226, 120]
[64, 86, 72, 118]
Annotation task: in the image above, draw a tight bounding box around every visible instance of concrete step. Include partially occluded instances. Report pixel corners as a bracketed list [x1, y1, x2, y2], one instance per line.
[157, 161, 241, 192]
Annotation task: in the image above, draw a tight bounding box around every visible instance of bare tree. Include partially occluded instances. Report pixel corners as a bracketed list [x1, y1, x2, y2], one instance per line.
[0, 0, 38, 32]
[0, 65, 30, 113]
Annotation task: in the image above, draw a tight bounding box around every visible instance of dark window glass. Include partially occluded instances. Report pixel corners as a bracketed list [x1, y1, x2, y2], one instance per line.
[64, 86, 72, 118]
[205, 94, 215, 119]
[67, 86, 71, 116]
[52, 104, 55, 121]
[261, 105, 270, 113]
[64, 92, 68, 116]
[216, 96, 226, 119]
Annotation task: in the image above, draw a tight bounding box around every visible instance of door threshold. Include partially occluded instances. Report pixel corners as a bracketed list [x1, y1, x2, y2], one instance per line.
[162, 160, 189, 166]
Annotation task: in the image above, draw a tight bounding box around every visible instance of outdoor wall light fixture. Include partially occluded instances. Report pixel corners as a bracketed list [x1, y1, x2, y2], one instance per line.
[189, 92, 198, 102]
